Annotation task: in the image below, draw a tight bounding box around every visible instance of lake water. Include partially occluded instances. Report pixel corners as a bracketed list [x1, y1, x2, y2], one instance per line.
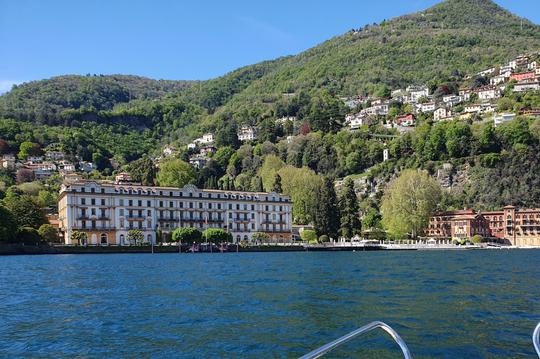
[0, 251, 539, 358]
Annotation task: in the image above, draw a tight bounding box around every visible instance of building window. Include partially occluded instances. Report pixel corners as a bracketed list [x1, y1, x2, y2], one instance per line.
[100, 233, 108, 245]
[91, 199, 95, 206]
[101, 199, 105, 206]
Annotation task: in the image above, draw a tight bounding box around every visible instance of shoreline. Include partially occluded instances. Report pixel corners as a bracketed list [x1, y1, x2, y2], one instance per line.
[1, 243, 537, 256]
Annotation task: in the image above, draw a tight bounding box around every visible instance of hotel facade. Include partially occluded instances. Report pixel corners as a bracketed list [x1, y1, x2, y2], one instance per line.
[58, 178, 293, 245]
[426, 206, 540, 247]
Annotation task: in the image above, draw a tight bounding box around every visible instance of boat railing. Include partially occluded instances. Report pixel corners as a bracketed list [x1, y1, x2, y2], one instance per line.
[299, 321, 412, 359]
[534, 322, 540, 358]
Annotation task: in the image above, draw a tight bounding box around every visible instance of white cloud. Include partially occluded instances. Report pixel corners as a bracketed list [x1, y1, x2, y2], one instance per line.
[0, 80, 21, 94]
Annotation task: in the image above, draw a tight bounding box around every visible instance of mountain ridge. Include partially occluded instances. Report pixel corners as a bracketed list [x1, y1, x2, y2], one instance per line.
[1, 0, 539, 133]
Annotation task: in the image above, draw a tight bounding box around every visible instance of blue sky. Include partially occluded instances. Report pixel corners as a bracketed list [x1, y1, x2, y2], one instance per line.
[1, 0, 539, 93]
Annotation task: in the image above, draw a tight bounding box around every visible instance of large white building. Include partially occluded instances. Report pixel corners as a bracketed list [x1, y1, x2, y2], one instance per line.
[58, 179, 293, 246]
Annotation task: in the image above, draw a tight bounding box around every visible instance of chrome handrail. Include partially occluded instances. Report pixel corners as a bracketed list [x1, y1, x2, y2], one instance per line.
[534, 322, 540, 358]
[299, 321, 412, 359]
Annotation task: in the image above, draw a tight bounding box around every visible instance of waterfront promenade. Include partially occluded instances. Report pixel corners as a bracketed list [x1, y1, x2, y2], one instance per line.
[0, 240, 521, 255]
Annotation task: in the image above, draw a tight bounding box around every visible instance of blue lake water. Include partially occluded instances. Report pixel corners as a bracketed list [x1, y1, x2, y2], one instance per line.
[0, 250, 539, 358]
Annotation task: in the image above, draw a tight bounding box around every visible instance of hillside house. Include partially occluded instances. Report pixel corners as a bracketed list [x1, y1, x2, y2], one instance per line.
[1, 154, 16, 169]
[510, 71, 537, 82]
[475, 86, 500, 101]
[237, 126, 257, 142]
[493, 113, 516, 127]
[513, 80, 540, 92]
[459, 88, 472, 101]
[199, 146, 217, 156]
[395, 114, 415, 127]
[477, 68, 495, 77]
[490, 75, 507, 86]
[528, 61, 537, 71]
[442, 95, 463, 107]
[464, 103, 494, 114]
[57, 160, 75, 173]
[194, 133, 214, 145]
[189, 155, 207, 169]
[434, 107, 452, 121]
[417, 102, 436, 113]
[407, 85, 430, 102]
[45, 151, 65, 161]
[361, 104, 389, 116]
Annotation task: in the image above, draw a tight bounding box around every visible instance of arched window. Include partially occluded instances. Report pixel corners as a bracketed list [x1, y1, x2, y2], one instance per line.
[100, 233, 108, 245]
[120, 234, 125, 245]
[147, 234, 152, 243]
[236, 235, 241, 243]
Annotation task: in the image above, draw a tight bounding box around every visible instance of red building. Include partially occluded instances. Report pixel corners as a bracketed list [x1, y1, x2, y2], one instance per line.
[426, 209, 490, 240]
[427, 206, 540, 247]
[509, 71, 537, 82]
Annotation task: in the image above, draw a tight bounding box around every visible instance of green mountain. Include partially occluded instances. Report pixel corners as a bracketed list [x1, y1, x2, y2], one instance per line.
[202, 0, 540, 121]
[0, 75, 194, 125]
[2, 0, 539, 132]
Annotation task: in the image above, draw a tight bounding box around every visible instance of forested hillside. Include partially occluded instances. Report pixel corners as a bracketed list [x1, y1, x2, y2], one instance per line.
[2, 0, 540, 242]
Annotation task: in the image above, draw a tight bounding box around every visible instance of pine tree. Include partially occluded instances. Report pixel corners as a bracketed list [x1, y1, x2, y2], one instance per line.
[255, 176, 264, 192]
[313, 177, 340, 239]
[339, 178, 361, 239]
[272, 173, 282, 193]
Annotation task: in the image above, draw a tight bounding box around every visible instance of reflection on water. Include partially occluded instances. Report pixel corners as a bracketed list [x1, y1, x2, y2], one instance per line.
[0, 250, 539, 358]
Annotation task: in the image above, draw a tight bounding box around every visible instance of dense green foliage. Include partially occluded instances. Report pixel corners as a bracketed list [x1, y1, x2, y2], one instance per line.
[381, 170, 443, 238]
[171, 227, 203, 244]
[1, 0, 540, 242]
[202, 228, 233, 243]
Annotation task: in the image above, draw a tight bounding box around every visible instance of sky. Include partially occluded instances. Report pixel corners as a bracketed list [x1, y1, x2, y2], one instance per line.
[1, 0, 540, 93]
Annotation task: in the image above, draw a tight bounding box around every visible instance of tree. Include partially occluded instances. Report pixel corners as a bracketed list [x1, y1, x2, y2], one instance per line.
[313, 177, 340, 238]
[127, 229, 144, 245]
[92, 151, 110, 171]
[38, 224, 59, 243]
[16, 169, 35, 184]
[2, 193, 47, 229]
[381, 170, 442, 238]
[471, 235, 483, 244]
[18, 141, 41, 160]
[272, 173, 283, 193]
[362, 206, 382, 230]
[339, 178, 361, 238]
[171, 227, 202, 244]
[37, 190, 57, 208]
[71, 231, 87, 245]
[127, 157, 156, 185]
[156, 158, 196, 188]
[202, 228, 232, 243]
[0, 139, 9, 154]
[300, 229, 317, 243]
[18, 227, 41, 244]
[0, 205, 17, 242]
[252, 232, 270, 243]
[445, 121, 472, 158]
[259, 155, 285, 191]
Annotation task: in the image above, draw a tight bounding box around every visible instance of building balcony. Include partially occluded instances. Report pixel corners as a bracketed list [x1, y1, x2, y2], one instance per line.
[158, 217, 180, 222]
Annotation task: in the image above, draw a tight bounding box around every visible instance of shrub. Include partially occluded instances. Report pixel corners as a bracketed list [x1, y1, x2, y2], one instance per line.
[301, 229, 318, 243]
[202, 228, 232, 243]
[172, 227, 202, 244]
[319, 235, 330, 243]
[471, 235, 483, 244]
[38, 224, 59, 243]
[252, 232, 271, 243]
[18, 227, 41, 244]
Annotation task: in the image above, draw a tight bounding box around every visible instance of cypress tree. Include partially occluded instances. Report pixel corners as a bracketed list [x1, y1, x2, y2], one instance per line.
[313, 177, 340, 239]
[272, 173, 282, 193]
[339, 178, 361, 239]
[255, 176, 264, 192]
